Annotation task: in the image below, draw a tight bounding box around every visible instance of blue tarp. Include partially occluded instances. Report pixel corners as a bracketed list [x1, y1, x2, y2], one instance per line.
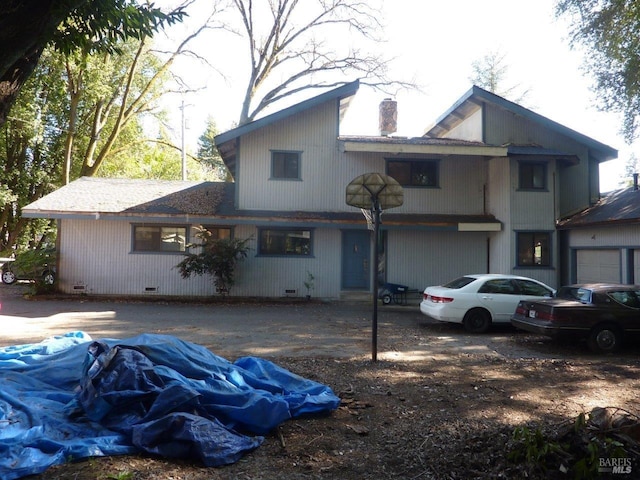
[0, 332, 341, 479]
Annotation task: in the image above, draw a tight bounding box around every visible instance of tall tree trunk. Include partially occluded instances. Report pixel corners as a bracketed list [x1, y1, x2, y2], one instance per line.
[0, 0, 87, 124]
[0, 48, 43, 124]
[62, 62, 83, 185]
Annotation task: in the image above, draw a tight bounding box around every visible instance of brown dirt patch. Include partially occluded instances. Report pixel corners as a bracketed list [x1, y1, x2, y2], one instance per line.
[26, 343, 640, 479]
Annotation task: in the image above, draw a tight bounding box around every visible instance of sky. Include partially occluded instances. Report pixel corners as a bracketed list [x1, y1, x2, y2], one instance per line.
[160, 0, 634, 191]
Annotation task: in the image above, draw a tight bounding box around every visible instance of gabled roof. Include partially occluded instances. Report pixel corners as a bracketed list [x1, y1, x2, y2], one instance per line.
[557, 186, 640, 229]
[424, 85, 618, 163]
[214, 80, 360, 147]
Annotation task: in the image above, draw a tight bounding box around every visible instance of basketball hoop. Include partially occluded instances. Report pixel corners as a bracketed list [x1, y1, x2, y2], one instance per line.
[360, 208, 374, 230]
[346, 173, 404, 362]
[346, 172, 404, 211]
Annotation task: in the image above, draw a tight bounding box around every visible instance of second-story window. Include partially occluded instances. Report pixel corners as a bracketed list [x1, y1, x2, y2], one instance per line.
[271, 151, 301, 180]
[387, 159, 439, 187]
[519, 161, 547, 190]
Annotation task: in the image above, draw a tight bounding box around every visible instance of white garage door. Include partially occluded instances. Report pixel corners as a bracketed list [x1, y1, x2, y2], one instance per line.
[577, 249, 620, 283]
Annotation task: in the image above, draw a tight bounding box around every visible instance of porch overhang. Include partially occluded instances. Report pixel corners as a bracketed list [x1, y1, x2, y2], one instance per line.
[338, 136, 507, 157]
[458, 222, 502, 232]
[24, 209, 503, 233]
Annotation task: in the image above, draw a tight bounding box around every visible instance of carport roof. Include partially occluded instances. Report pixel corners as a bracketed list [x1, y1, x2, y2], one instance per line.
[22, 177, 501, 231]
[557, 186, 640, 228]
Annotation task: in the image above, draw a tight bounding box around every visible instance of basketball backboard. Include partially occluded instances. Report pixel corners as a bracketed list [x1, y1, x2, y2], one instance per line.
[345, 172, 404, 210]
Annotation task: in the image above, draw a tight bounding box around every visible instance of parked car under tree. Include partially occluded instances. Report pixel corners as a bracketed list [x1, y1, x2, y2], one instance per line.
[511, 283, 640, 353]
[420, 274, 555, 333]
[1, 247, 56, 286]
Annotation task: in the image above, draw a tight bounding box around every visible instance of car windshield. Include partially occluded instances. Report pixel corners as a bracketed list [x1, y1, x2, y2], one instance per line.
[556, 287, 592, 303]
[442, 277, 477, 289]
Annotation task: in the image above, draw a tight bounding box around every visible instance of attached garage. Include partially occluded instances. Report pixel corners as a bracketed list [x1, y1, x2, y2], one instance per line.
[576, 249, 620, 284]
[558, 187, 640, 286]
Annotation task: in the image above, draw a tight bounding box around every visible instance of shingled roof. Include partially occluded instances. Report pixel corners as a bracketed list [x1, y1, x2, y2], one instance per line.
[557, 186, 640, 229]
[22, 177, 234, 220]
[22, 177, 501, 231]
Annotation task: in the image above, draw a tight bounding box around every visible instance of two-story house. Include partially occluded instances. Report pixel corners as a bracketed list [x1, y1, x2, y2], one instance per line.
[22, 80, 617, 298]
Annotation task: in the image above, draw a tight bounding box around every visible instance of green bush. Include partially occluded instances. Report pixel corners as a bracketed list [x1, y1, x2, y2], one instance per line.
[176, 228, 251, 296]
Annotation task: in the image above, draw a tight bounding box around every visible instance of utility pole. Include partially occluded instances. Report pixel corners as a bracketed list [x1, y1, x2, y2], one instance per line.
[180, 99, 187, 181]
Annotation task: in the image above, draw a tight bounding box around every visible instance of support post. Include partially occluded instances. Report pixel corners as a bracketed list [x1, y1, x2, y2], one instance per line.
[180, 99, 187, 181]
[371, 200, 382, 362]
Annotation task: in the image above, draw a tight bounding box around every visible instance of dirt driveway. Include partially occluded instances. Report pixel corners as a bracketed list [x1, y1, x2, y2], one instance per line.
[4, 284, 640, 479]
[0, 283, 583, 361]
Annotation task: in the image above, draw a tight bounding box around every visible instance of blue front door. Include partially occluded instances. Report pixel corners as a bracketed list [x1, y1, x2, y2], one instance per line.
[342, 230, 371, 289]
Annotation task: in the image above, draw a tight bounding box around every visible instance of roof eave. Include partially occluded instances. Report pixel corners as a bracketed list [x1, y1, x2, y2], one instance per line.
[339, 139, 507, 157]
[214, 80, 360, 147]
[424, 86, 618, 163]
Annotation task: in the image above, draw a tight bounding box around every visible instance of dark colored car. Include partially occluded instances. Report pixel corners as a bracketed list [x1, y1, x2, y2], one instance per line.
[1, 248, 56, 285]
[511, 283, 640, 353]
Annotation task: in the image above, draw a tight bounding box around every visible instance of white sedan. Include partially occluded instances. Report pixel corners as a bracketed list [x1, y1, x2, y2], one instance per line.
[420, 274, 555, 333]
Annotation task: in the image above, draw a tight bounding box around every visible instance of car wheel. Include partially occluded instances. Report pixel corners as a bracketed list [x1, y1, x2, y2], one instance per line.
[1, 270, 16, 284]
[588, 324, 622, 353]
[42, 270, 55, 285]
[463, 308, 492, 333]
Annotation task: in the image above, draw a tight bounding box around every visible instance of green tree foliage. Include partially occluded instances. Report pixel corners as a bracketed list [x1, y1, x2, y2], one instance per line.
[0, 48, 65, 252]
[100, 130, 217, 181]
[0, 23, 216, 251]
[0, 0, 186, 124]
[469, 49, 530, 104]
[176, 227, 251, 296]
[57, 39, 175, 183]
[621, 152, 639, 187]
[556, 0, 640, 142]
[51, 0, 186, 55]
[196, 116, 231, 181]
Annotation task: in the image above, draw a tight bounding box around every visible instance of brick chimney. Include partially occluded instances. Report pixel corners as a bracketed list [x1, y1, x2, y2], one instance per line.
[379, 98, 397, 136]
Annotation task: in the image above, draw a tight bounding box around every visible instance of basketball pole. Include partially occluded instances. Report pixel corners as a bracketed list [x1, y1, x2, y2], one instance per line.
[345, 172, 404, 363]
[371, 198, 382, 362]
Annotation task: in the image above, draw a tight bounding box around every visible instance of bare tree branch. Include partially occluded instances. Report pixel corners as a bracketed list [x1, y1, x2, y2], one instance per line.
[232, 0, 414, 125]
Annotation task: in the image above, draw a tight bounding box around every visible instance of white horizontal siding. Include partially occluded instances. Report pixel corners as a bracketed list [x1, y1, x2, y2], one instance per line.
[229, 226, 343, 298]
[442, 108, 483, 142]
[237, 100, 490, 215]
[238, 101, 341, 211]
[59, 219, 213, 296]
[484, 104, 594, 216]
[385, 230, 489, 291]
[568, 224, 640, 248]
